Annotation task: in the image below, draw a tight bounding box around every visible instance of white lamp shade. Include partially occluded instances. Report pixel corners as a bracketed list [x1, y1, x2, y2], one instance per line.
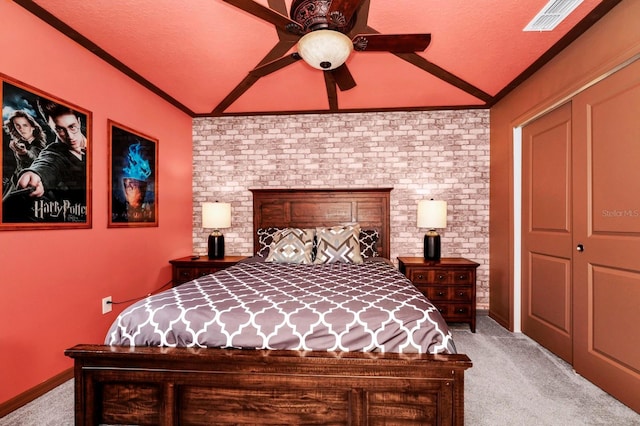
[202, 202, 231, 229]
[417, 200, 447, 229]
[298, 29, 353, 70]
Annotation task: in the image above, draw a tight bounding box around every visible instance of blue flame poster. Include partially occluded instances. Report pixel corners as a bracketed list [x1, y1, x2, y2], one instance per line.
[108, 121, 157, 227]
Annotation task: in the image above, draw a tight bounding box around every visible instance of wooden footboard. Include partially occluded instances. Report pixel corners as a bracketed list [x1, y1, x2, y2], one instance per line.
[65, 345, 471, 425]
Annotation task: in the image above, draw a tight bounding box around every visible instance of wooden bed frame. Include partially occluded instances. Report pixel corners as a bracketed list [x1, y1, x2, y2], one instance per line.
[65, 188, 472, 425]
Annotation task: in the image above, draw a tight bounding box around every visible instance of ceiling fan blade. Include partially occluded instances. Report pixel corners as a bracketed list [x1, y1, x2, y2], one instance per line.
[331, 64, 356, 91]
[327, 0, 365, 27]
[268, 0, 302, 42]
[213, 53, 301, 115]
[267, 0, 287, 15]
[347, 0, 370, 37]
[255, 40, 298, 68]
[251, 53, 301, 77]
[222, 0, 303, 34]
[323, 72, 339, 111]
[352, 34, 431, 53]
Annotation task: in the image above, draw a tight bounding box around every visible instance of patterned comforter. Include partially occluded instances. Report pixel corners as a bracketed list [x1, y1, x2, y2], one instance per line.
[106, 258, 457, 354]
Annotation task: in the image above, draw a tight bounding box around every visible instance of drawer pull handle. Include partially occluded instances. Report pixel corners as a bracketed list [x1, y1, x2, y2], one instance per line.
[456, 308, 465, 313]
[458, 292, 464, 297]
[180, 271, 190, 277]
[437, 291, 445, 297]
[438, 274, 446, 280]
[417, 274, 424, 280]
[199, 271, 208, 276]
[458, 274, 466, 280]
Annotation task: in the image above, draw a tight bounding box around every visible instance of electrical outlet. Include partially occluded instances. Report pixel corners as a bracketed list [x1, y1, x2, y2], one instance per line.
[102, 296, 112, 314]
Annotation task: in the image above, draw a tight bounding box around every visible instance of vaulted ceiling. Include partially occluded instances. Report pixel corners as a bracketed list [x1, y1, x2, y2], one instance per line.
[16, 0, 621, 117]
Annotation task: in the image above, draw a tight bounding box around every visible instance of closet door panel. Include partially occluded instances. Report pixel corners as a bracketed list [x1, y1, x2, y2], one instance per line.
[591, 266, 640, 370]
[573, 59, 640, 414]
[521, 102, 573, 363]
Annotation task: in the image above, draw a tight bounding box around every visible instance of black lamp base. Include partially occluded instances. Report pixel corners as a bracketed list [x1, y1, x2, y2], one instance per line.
[208, 232, 225, 259]
[424, 231, 441, 261]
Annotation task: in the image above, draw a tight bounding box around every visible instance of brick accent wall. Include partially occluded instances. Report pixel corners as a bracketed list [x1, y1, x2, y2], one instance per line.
[192, 110, 490, 308]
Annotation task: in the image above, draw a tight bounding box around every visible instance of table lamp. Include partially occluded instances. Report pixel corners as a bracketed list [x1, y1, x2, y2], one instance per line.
[202, 201, 231, 259]
[417, 199, 447, 261]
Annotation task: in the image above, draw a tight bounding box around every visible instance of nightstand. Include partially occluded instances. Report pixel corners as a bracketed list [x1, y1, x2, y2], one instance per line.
[398, 257, 480, 332]
[169, 255, 248, 286]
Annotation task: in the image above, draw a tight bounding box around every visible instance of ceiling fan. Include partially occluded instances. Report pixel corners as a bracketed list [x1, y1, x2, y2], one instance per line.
[216, 0, 432, 112]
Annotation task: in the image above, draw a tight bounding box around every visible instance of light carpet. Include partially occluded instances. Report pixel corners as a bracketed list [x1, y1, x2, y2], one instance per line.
[450, 315, 638, 425]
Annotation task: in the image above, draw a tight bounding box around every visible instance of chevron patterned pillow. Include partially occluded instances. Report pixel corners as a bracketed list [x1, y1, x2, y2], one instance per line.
[265, 228, 315, 264]
[314, 224, 364, 264]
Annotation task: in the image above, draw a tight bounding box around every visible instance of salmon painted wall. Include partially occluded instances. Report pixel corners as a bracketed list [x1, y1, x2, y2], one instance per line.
[489, 0, 640, 329]
[0, 2, 193, 403]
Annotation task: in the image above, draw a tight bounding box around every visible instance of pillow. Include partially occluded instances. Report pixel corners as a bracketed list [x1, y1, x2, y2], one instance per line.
[259, 226, 378, 259]
[265, 228, 315, 264]
[314, 224, 363, 264]
[256, 227, 282, 257]
[359, 229, 380, 258]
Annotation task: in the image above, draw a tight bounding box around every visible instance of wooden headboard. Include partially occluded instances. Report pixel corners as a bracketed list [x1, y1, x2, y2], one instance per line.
[250, 188, 392, 259]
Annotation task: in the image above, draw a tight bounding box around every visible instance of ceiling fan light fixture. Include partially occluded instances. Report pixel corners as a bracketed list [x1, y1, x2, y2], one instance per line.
[297, 30, 353, 70]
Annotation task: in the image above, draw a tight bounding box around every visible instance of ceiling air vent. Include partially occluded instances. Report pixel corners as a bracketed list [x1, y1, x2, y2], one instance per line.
[524, 0, 584, 31]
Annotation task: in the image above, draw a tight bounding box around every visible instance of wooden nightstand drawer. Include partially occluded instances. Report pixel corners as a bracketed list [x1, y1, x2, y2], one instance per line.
[410, 269, 473, 285]
[432, 303, 472, 319]
[170, 256, 248, 286]
[421, 286, 449, 301]
[451, 286, 473, 301]
[419, 286, 473, 302]
[174, 267, 223, 283]
[450, 270, 474, 284]
[448, 304, 472, 319]
[410, 269, 446, 283]
[398, 257, 480, 333]
[175, 267, 196, 283]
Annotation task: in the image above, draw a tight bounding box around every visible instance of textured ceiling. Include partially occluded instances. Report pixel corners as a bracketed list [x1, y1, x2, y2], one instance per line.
[17, 0, 620, 117]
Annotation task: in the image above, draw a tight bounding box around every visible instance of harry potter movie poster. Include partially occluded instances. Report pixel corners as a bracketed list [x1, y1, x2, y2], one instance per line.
[1, 75, 92, 230]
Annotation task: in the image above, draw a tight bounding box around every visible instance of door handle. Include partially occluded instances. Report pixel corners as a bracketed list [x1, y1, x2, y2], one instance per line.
[576, 244, 584, 252]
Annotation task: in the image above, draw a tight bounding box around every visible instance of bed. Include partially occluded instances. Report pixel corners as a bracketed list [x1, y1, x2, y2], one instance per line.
[65, 188, 472, 425]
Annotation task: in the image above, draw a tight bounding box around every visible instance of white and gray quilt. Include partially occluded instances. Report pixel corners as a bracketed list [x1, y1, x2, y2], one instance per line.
[106, 258, 456, 354]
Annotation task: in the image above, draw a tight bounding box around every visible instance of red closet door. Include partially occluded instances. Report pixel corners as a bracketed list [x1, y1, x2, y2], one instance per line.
[521, 102, 573, 363]
[572, 59, 640, 413]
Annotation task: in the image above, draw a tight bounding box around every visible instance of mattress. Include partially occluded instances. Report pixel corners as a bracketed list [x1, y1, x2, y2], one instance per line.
[106, 258, 456, 354]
